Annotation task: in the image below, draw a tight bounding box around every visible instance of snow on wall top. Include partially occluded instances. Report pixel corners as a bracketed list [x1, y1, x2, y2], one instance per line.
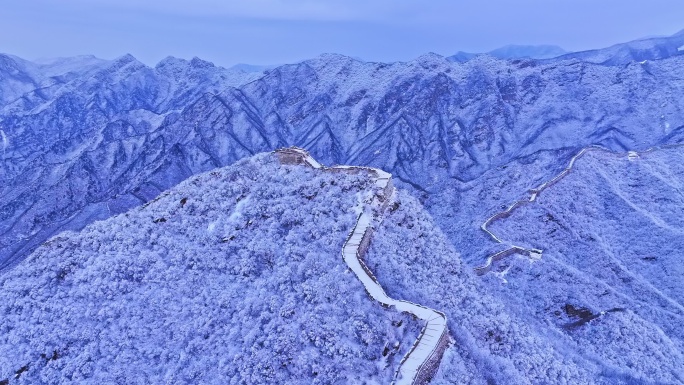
[275, 146, 450, 385]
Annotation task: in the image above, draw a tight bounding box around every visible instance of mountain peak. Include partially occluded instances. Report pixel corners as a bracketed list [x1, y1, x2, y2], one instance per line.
[156, 56, 188, 68]
[488, 44, 567, 59]
[115, 53, 137, 62]
[189, 56, 214, 69]
[111, 53, 143, 68]
[448, 44, 567, 62]
[311, 52, 355, 63]
[412, 52, 450, 69]
[414, 52, 446, 62]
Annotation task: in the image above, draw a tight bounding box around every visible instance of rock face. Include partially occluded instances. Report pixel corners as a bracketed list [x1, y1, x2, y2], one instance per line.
[3, 33, 684, 270]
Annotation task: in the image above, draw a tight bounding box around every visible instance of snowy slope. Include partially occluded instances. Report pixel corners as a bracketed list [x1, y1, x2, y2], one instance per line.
[552, 29, 684, 65]
[3, 145, 684, 384]
[3, 42, 684, 272]
[449, 44, 567, 61]
[0, 152, 422, 384]
[368, 186, 684, 384]
[2, 32, 684, 318]
[478, 146, 684, 383]
[276, 147, 450, 385]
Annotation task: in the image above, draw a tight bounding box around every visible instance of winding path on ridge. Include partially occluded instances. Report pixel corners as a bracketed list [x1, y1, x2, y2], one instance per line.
[275, 147, 450, 385]
[475, 143, 684, 276]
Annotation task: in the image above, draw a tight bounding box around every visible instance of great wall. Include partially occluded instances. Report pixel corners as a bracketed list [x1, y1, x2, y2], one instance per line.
[475, 143, 684, 276]
[275, 147, 450, 385]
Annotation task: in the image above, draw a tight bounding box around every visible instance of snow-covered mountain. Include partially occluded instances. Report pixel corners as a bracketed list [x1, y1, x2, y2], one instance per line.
[449, 44, 567, 61]
[0, 153, 423, 383]
[0, 54, 264, 269]
[479, 145, 684, 383]
[553, 29, 684, 65]
[3, 36, 684, 273]
[2, 30, 684, 383]
[448, 30, 684, 65]
[370, 182, 684, 384]
[4, 149, 681, 384]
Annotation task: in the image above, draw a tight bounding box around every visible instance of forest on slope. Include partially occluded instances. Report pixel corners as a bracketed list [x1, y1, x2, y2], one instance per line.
[0, 153, 421, 384]
[1, 31, 684, 269]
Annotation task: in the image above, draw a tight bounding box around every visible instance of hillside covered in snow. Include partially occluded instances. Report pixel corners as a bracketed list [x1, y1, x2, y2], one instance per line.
[0, 152, 423, 384]
[2, 29, 684, 385]
[368, 150, 684, 383]
[2, 30, 684, 273]
[481, 145, 684, 383]
[4, 148, 682, 384]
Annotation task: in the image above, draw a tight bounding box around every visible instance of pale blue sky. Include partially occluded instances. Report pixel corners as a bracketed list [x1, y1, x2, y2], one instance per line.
[1, 0, 682, 67]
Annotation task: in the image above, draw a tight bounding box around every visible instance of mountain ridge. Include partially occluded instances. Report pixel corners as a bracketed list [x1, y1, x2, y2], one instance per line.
[449, 44, 568, 61]
[0, 152, 424, 384]
[3, 29, 684, 382]
[3, 38, 684, 270]
[6, 149, 681, 383]
[448, 29, 684, 64]
[551, 29, 684, 65]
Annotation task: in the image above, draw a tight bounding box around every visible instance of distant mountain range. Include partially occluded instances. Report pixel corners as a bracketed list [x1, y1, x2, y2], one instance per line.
[449, 44, 568, 61]
[449, 29, 684, 64]
[2, 31, 684, 272]
[1, 29, 684, 384]
[229, 63, 280, 73]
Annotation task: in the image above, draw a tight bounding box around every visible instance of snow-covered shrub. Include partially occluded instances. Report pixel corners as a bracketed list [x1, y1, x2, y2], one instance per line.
[0, 153, 419, 384]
